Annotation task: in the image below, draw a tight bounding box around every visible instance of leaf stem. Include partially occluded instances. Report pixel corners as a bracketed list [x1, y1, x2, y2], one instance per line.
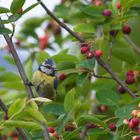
[124, 35, 140, 54]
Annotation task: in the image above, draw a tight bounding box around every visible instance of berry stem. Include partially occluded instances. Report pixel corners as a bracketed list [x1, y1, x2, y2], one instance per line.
[124, 35, 140, 54]
[107, 41, 113, 66]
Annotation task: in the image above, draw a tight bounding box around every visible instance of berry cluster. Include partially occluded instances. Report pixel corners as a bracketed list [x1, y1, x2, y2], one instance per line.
[118, 70, 138, 94]
[123, 105, 140, 140]
[48, 127, 59, 140]
[80, 43, 103, 59]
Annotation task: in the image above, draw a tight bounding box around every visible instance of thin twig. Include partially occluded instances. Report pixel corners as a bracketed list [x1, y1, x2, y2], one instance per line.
[0, 18, 34, 99]
[41, 122, 51, 140]
[37, 1, 136, 99]
[107, 41, 113, 66]
[36, 0, 85, 43]
[0, 99, 30, 140]
[92, 73, 113, 79]
[124, 35, 140, 54]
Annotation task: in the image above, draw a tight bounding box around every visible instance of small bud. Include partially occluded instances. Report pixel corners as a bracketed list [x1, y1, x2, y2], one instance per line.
[48, 127, 55, 133]
[86, 122, 96, 129]
[108, 123, 116, 131]
[123, 118, 129, 125]
[132, 110, 139, 117]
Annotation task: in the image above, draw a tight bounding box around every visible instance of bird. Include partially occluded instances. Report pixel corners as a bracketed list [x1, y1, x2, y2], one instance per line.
[32, 59, 57, 100]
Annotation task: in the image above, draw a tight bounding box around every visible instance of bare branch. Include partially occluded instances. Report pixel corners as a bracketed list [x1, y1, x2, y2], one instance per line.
[0, 18, 34, 99]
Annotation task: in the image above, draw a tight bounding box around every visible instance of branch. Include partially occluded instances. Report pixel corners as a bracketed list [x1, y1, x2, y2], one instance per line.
[0, 99, 30, 140]
[124, 35, 140, 54]
[41, 123, 51, 140]
[0, 18, 34, 99]
[37, 1, 136, 98]
[96, 58, 137, 98]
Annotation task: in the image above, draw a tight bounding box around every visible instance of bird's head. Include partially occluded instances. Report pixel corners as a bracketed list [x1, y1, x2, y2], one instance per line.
[38, 59, 57, 76]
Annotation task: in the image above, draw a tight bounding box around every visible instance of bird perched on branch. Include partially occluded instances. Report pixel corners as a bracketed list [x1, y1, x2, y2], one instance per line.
[32, 59, 57, 100]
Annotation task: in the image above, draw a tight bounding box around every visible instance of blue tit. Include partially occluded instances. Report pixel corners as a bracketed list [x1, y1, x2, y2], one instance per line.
[32, 59, 57, 100]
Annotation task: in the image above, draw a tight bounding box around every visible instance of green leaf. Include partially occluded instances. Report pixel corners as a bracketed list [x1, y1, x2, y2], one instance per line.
[74, 23, 95, 33]
[64, 89, 75, 112]
[96, 89, 120, 106]
[82, 5, 105, 17]
[5, 120, 42, 130]
[115, 105, 135, 127]
[0, 27, 12, 35]
[0, 7, 10, 13]
[0, 72, 21, 82]
[52, 53, 78, 63]
[8, 13, 21, 22]
[57, 61, 75, 71]
[77, 58, 95, 70]
[43, 103, 65, 115]
[36, 51, 50, 64]
[58, 74, 78, 89]
[64, 127, 82, 140]
[23, 2, 39, 15]
[3, 55, 15, 65]
[28, 97, 52, 103]
[76, 73, 89, 87]
[25, 59, 33, 80]
[8, 98, 26, 118]
[87, 128, 107, 136]
[25, 108, 47, 123]
[78, 115, 107, 128]
[10, 0, 26, 14]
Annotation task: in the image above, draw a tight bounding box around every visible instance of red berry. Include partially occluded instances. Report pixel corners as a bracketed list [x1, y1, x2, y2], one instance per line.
[65, 124, 75, 132]
[86, 51, 94, 59]
[132, 118, 139, 126]
[54, 27, 61, 35]
[81, 47, 89, 54]
[103, 9, 112, 17]
[52, 131, 59, 139]
[108, 123, 116, 131]
[48, 127, 55, 133]
[137, 128, 140, 134]
[126, 70, 134, 77]
[122, 25, 131, 34]
[98, 105, 108, 112]
[116, 1, 121, 9]
[59, 73, 67, 81]
[95, 50, 103, 57]
[81, 43, 88, 48]
[95, 1, 103, 6]
[133, 136, 140, 140]
[86, 123, 96, 129]
[129, 120, 135, 129]
[125, 76, 135, 85]
[118, 86, 126, 94]
[109, 30, 117, 37]
[39, 35, 49, 50]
